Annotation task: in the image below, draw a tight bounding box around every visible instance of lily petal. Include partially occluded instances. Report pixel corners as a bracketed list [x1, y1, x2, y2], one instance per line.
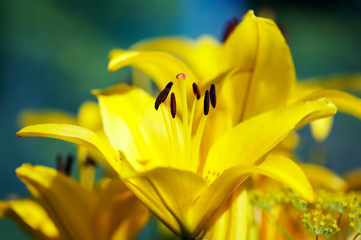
[221, 10, 296, 119]
[300, 73, 361, 92]
[92, 179, 150, 240]
[296, 89, 361, 119]
[204, 98, 337, 173]
[96, 84, 181, 170]
[130, 36, 221, 82]
[18, 110, 77, 127]
[191, 155, 313, 236]
[16, 124, 120, 173]
[16, 164, 97, 240]
[343, 168, 361, 191]
[124, 168, 207, 237]
[77, 101, 102, 131]
[0, 199, 59, 240]
[108, 50, 198, 98]
[310, 116, 334, 142]
[300, 163, 348, 192]
[204, 187, 249, 240]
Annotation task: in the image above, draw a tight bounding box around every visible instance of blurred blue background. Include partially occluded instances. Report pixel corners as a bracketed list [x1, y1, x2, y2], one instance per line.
[1, 0, 360, 239]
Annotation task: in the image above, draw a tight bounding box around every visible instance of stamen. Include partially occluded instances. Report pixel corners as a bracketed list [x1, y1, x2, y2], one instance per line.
[210, 84, 216, 108]
[155, 81, 173, 110]
[56, 153, 65, 173]
[65, 154, 74, 176]
[204, 90, 210, 115]
[80, 156, 96, 190]
[165, 81, 174, 90]
[222, 17, 239, 42]
[56, 153, 73, 176]
[176, 73, 190, 169]
[84, 156, 96, 166]
[192, 82, 201, 100]
[170, 92, 176, 118]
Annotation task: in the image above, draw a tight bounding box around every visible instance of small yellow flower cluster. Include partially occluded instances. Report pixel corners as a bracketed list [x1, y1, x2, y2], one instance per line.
[249, 189, 285, 210]
[349, 195, 361, 234]
[249, 188, 361, 239]
[301, 210, 339, 236]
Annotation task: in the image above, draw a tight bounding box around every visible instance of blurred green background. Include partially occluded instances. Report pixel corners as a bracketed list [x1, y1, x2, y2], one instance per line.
[0, 0, 360, 239]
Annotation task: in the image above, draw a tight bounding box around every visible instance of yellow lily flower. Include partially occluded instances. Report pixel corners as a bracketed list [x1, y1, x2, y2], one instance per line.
[17, 80, 336, 239]
[112, 11, 361, 144]
[15, 10, 345, 239]
[1, 164, 149, 240]
[104, 10, 361, 239]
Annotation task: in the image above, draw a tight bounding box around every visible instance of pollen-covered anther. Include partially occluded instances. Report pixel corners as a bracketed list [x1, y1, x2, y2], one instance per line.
[170, 92, 176, 118]
[204, 90, 210, 115]
[210, 84, 216, 108]
[155, 81, 173, 110]
[192, 82, 201, 100]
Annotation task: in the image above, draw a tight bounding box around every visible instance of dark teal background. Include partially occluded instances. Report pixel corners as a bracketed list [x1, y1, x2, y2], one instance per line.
[0, 0, 360, 239]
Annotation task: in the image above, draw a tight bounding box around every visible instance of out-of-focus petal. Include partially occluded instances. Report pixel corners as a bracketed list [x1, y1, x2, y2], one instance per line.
[92, 179, 150, 240]
[204, 187, 249, 240]
[343, 168, 361, 191]
[310, 116, 334, 142]
[18, 110, 77, 127]
[300, 74, 361, 92]
[301, 164, 348, 192]
[0, 199, 59, 240]
[16, 164, 96, 240]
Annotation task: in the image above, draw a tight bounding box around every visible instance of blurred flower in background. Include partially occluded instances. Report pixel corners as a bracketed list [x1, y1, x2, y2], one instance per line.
[1, 0, 361, 239]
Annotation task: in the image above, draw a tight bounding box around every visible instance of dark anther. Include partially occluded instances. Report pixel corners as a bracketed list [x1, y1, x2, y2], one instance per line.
[165, 81, 174, 90]
[210, 84, 216, 108]
[170, 92, 176, 118]
[65, 154, 74, 176]
[84, 156, 96, 167]
[56, 153, 73, 176]
[155, 82, 173, 110]
[204, 90, 210, 115]
[222, 17, 239, 42]
[192, 82, 201, 100]
[56, 154, 65, 173]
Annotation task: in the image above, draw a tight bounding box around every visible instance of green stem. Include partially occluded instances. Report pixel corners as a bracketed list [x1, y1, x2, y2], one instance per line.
[353, 233, 360, 240]
[315, 234, 318, 240]
[336, 213, 343, 239]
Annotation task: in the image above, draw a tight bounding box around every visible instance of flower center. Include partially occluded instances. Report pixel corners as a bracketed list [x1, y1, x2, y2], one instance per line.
[154, 73, 216, 172]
